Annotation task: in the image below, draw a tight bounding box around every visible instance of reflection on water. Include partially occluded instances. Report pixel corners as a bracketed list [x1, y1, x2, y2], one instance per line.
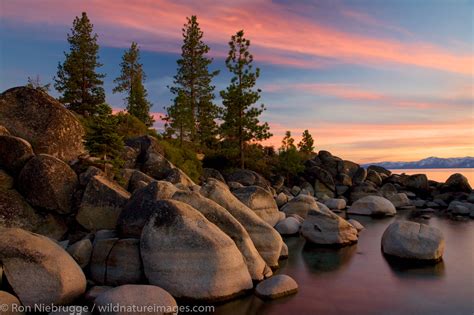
[383, 254, 446, 279]
[302, 243, 357, 273]
[212, 214, 474, 315]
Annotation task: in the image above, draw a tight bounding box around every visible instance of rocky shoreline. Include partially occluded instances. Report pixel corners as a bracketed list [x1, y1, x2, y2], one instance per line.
[0, 87, 472, 313]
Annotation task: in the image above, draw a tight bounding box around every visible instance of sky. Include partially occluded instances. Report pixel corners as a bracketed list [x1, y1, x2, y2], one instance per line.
[0, 0, 473, 163]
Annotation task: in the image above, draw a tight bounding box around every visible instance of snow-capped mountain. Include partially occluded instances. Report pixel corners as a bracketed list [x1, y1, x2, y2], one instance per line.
[363, 157, 474, 169]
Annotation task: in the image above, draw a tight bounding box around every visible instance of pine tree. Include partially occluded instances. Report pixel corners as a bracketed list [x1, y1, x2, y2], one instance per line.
[220, 30, 272, 168]
[27, 75, 51, 93]
[84, 103, 124, 171]
[281, 131, 296, 151]
[54, 12, 105, 115]
[298, 129, 315, 154]
[163, 90, 193, 146]
[278, 131, 303, 184]
[164, 16, 219, 147]
[113, 42, 154, 126]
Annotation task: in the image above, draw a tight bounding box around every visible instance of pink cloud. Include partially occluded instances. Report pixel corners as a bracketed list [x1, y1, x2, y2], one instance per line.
[1, 0, 472, 74]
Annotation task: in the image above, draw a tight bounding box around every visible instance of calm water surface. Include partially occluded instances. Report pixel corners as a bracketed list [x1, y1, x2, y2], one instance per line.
[390, 168, 473, 185]
[212, 212, 474, 315]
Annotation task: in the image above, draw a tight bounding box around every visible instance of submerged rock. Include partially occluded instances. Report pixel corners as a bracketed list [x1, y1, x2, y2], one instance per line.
[140, 200, 253, 301]
[381, 221, 444, 262]
[255, 275, 298, 300]
[0, 228, 86, 306]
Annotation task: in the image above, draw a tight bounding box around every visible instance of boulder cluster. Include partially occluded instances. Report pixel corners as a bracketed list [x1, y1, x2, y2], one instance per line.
[0, 87, 471, 311]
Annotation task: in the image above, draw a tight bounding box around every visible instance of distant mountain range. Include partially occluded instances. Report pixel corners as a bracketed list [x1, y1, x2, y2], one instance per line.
[363, 157, 474, 169]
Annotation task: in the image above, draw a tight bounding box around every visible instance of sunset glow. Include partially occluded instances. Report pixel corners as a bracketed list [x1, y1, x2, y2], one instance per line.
[1, 0, 472, 163]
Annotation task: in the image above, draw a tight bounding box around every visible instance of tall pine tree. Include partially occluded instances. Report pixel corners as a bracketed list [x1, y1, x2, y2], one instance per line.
[113, 42, 154, 126]
[164, 16, 219, 147]
[55, 12, 105, 115]
[298, 129, 315, 154]
[220, 30, 271, 169]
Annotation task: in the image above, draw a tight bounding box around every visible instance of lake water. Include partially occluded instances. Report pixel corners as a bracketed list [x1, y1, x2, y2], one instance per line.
[389, 168, 474, 186]
[212, 212, 474, 315]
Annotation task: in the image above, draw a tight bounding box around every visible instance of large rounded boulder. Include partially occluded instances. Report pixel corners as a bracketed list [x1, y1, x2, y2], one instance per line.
[232, 186, 281, 226]
[381, 221, 444, 262]
[348, 195, 396, 217]
[140, 200, 253, 301]
[200, 179, 283, 268]
[0, 228, 86, 306]
[76, 175, 131, 230]
[18, 154, 78, 214]
[116, 181, 177, 238]
[301, 208, 358, 246]
[0, 87, 85, 161]
[172, 190, 270, 281]
[94, 285, 177, 315]
[443, 173, 472, 193]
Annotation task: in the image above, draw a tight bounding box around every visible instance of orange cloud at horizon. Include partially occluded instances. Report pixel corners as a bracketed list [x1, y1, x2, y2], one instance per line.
[261, 119, 474, 164]
[1, 0, 472, 74]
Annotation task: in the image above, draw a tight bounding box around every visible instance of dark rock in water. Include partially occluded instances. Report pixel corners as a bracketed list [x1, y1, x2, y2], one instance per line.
[202, 168, 226, 183]
[443, 173, 472, 193]
[367, 165, 392, 176]
[0, 87, 85, 161]
[226, 169, 271, 190]
[0, 135, 34, 175]
[76, 175, 131, 230]
[255, 275, 298, 300]
[18, 154, 78, 214]
[140, 200, 253, 301]
[117, 181, 177, 238]
[406, 174, 429, 194]
[381, 221, 444, 262]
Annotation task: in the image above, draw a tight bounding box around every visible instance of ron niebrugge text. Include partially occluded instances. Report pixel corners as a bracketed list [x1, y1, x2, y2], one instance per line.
[5, 303, 215, 313]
